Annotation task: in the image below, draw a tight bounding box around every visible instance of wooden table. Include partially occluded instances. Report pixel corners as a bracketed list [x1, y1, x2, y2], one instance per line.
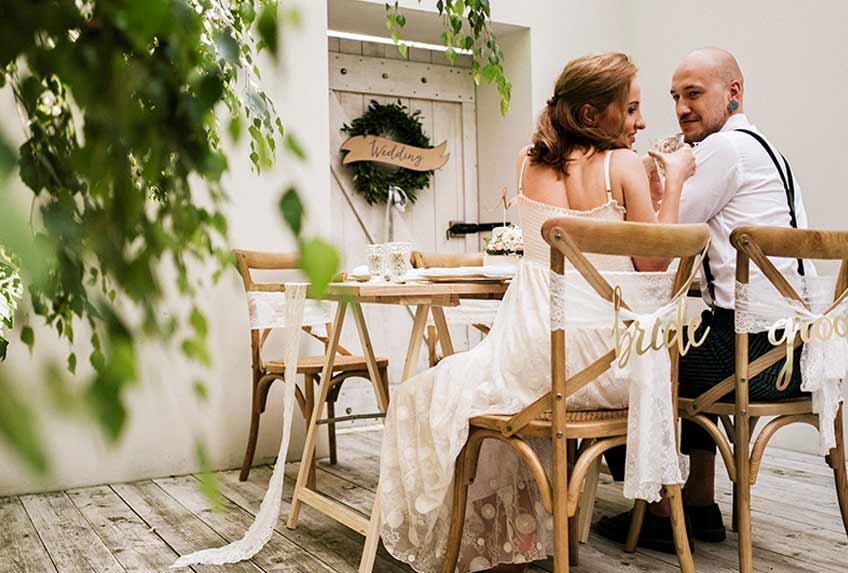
[285, 280, 508, 572]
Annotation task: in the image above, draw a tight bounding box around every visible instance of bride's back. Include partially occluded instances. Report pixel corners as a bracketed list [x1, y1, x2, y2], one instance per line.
[519, 148, 620, 212]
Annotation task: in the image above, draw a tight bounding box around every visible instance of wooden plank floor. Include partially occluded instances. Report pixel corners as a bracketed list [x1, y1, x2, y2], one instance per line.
[1, 430, 846, 572]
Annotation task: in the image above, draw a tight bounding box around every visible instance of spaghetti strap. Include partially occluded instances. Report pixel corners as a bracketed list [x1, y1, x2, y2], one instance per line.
[603, 150, 613, 198]
[518, 151, 531, 196]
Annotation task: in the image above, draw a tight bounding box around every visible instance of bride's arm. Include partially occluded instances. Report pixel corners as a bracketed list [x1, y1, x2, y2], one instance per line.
[615, 148, 695, 271]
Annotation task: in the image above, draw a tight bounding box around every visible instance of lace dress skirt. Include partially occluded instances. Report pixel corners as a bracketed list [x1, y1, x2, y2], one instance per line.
[378, 258, 629, 572]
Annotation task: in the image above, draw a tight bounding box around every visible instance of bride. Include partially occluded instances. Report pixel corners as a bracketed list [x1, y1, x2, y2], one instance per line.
[378, 52, 695, 573]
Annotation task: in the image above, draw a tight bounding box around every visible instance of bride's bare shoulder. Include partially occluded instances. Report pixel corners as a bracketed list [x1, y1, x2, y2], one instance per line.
[609, 148, 646, 185]
[515, 146, 566, 203]
[609, 148, 641, 170]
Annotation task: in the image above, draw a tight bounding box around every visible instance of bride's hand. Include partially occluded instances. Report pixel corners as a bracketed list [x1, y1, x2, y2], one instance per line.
[648, 146, 695, 185]
[641, 153, 663, 210]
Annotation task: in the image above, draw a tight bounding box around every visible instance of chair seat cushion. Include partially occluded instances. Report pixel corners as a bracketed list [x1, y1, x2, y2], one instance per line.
[470, 409, 629, 439]
[266, 354, 388, 375]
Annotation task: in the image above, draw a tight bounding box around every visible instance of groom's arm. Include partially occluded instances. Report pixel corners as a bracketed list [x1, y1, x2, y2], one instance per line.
[678, 136, 740, 224]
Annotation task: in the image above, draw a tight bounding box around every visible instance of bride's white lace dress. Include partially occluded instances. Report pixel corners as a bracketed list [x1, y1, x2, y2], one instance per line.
[379, 151, 634, 572]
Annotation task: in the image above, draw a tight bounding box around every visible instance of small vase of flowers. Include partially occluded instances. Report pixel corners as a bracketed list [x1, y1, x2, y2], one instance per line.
[484, 226, 523, 267]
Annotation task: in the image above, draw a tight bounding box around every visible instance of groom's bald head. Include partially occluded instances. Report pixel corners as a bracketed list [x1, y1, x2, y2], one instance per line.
[671, 48, 745, 143]
[679, 48, 744, 89]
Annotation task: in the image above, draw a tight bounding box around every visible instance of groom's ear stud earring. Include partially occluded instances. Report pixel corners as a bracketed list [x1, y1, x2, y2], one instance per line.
[728, 101, 739, 111]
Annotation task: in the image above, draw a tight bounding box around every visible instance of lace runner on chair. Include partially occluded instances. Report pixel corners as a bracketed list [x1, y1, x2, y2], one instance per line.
[550, 269, 697, 502]
[735, 277, 848, 454]
[173, 283, 312, 567]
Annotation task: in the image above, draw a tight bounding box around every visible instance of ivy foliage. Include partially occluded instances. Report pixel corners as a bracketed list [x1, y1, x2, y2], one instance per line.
[386, 0, 512, 116]
[0, 0, 505, 477]
[0, 248, 23, 361]
[341, 100, 433, 205]
[0, 0, 338, 474]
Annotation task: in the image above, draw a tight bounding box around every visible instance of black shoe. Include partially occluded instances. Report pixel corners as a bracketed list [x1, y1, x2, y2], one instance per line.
[596, 509, 694, 555]
[683, 501, 726, 542]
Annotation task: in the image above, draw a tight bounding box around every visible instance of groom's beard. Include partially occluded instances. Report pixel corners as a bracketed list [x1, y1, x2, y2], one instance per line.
[682, 107, 732, 144]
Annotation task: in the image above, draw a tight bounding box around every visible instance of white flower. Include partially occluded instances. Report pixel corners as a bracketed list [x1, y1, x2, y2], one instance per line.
[485, 225, 524, 256]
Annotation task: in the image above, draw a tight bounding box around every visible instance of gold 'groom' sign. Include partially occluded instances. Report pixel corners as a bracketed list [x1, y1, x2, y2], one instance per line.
[341, 135, 449, 171]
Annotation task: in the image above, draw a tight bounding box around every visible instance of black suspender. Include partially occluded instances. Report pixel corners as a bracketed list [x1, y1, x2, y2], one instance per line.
[700, 127, 806, 306]
[734, 128, 805, 276]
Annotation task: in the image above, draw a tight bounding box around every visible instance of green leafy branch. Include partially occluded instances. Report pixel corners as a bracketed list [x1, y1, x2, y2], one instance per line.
[0, 0, 328, 475]
[386, 0, 512, 116]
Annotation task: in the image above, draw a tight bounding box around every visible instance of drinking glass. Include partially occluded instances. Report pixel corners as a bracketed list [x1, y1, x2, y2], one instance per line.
[650, 133, 686, 178]
[367, 244, 385, 281]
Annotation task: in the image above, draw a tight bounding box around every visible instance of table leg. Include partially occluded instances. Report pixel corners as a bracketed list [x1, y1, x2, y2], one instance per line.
[358, 484, 382, 573]
[351, 302, 389, 411]
[287, 301, 347, 530]
[402, 304, 431, 382]
[430, 306, 456, 357]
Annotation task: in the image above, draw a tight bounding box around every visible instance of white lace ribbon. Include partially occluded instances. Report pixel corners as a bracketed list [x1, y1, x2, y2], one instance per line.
[735, 278, 848, 454]
[173, 283, 309, 568]
[551, 270, 687, 502]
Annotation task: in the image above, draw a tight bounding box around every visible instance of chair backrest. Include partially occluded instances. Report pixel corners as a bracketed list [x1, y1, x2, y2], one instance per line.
[233, 249, 299, 292]
[731, 226, 848, 300]
[233, 249, 347, 370]
[500, 217, 710, 439]
[728, 226, 848, 400]
[410, 251, 483, 269]
[550, 217, 709, 319]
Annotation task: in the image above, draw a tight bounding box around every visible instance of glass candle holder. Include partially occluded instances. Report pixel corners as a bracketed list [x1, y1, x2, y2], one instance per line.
[385, 242, 411, 282]
[367, 244, 385, 281]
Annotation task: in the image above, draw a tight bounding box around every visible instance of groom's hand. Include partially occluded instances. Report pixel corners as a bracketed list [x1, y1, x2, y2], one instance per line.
[641, 153, 664, 211]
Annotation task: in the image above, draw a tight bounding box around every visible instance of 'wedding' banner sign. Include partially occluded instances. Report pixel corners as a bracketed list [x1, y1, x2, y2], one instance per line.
[341, 135, 449, 171]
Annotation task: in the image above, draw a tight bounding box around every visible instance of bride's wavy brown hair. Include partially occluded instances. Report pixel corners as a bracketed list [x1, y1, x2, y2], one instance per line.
[530, 52, 637, 176]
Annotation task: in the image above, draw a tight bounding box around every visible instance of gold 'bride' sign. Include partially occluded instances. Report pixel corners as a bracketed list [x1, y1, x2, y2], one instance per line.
[612, 286, 710, 368]
[340, 135, 449, 171]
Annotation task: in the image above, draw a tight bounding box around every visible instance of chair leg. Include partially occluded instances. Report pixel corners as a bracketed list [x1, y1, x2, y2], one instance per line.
[327, 399, 338, 466]
[427, 324, 439, 367]
[441, 445, 471, 573]
[304, 375, 317, 490]
[624, 499, 647, 553]
[665, 484, 695, 573]
[735, 414, 753, 573]
[239, 384, 262, 481]
[827, 406, 848, 536]
[568, 513, 579, 566]
[731, 482, 739, 532]
[379, 365, 390, 405]
[577, 458, 600, 544]
[552, 439, 570, 572]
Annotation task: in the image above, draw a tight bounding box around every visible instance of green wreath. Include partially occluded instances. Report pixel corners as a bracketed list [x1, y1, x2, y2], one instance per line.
[341, 100, 434, 205]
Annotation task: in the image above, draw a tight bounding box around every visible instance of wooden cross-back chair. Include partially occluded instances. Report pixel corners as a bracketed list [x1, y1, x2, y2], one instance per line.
[410, 251, 492, 366]
[440, 217, 710, 573]
[233, 249, 389, 482]
[679, 226, 848, 572]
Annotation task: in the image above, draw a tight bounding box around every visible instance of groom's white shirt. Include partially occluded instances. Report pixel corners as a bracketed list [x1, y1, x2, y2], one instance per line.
[679, 113, 811, 309]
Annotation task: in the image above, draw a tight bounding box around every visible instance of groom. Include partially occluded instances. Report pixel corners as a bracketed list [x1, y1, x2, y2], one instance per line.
[599, 47, 810, 552]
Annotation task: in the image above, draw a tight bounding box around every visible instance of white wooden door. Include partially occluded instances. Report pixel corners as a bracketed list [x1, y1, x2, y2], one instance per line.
[327, 38, 480, 426]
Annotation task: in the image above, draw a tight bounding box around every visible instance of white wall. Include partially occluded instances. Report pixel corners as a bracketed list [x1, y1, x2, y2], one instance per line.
[0, 0, 332, 496]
